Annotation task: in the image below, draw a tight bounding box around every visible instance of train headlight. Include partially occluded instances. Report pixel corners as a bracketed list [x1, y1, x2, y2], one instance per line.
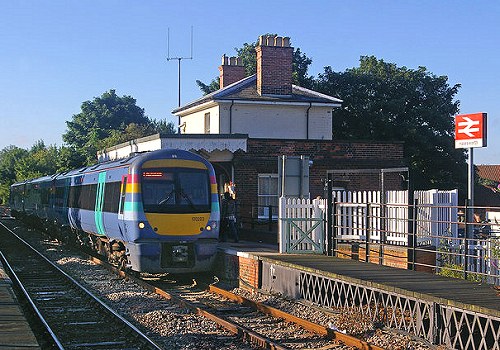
[138, 222, 145, 229]
[205, 221, 217, 231]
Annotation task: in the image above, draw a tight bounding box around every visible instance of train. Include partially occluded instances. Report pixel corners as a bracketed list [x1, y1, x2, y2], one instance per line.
[9, 148, 220, 274]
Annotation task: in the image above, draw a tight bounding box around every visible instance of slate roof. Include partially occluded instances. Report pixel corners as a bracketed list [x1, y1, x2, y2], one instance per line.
[172, 75, 342, 114]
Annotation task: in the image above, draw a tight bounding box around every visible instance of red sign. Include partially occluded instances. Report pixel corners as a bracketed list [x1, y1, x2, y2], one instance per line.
[455, 113, 487, 149]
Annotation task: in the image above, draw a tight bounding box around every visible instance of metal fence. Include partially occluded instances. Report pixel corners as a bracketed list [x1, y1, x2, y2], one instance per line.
[330, 198, 500, 286]
[278, 190, 500, 285]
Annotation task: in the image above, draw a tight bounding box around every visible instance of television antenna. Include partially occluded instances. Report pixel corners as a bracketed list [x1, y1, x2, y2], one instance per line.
[167, 26, 193, 133]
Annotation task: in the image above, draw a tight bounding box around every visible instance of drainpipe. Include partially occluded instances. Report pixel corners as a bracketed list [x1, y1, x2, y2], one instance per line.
[306, 102, 312, 139]
[229, 100, 235, 133]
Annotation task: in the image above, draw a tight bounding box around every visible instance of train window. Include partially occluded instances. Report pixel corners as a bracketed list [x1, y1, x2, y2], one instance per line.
[79, 185, 89, 210]
[55, 186, 65, 207]
[103, 182, 121, 213]
[68, 186, 82, 208]
[79, 184, 97, 210]
[142, 168, 210, 214]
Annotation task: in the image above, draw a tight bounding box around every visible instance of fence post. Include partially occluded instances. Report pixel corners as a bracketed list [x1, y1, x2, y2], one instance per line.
[365, 203, 371, 263]
[410, 198, 418, 270]
[463, 199, 470, 280]
[407, 192, 416, 270]
[379, 190, 386, 265]
[327, 176, 334, 256]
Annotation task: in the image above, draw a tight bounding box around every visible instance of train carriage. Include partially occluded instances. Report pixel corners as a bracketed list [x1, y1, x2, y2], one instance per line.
[10, 149, 220, 274]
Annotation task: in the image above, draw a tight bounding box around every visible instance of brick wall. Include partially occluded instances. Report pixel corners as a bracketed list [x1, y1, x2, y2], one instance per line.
[256, 43, 293, 96]
[233, 138, 406, 225]
[337, 243, 436, 273]
[214, 252, 260, 290]
[219, 56, 246, 89]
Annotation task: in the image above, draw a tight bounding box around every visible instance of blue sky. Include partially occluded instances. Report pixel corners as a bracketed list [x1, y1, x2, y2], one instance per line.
[1, 1, 498, 164]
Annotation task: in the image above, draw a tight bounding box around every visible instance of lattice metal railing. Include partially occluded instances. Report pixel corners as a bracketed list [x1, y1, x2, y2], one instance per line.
[437, 305, 500, 350]
[300, 272, 500, 349]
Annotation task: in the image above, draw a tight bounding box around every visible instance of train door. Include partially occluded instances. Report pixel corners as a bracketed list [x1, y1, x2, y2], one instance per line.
[117, 175, 128, 237]
[94, 171, 106, 236]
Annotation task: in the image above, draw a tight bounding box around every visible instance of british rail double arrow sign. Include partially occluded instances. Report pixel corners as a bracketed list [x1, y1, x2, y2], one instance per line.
[454, 112, 487, 149]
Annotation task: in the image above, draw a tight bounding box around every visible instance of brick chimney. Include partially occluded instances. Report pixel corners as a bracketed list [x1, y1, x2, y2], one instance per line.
[219, 54, 245, 89]
[256, 35, 293, 96]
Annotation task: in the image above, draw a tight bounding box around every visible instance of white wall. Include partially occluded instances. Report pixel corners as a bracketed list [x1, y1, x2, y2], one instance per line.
[219, 103, 332, 140]
[180, 105, 220, 134]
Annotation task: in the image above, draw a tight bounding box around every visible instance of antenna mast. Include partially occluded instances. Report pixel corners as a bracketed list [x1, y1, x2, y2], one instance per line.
[167, 26, 193, 133]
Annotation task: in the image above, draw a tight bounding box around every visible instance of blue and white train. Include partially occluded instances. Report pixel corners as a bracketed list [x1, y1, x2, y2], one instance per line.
[10, 149, 220, 273]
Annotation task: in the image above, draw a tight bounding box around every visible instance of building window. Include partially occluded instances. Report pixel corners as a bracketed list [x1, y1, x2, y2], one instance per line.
[258, 174, 278, 219]
[204, 112, 210, 134]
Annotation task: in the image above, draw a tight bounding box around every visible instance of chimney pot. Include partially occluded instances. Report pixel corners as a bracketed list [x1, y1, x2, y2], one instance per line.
[283, 37, 291, 47]
[229, 56, 237, 65]
[266, 35, 276, 46]
[221, 54, 228, 65]
[259, 35, 266, 46]
[275, 36, 283, 47]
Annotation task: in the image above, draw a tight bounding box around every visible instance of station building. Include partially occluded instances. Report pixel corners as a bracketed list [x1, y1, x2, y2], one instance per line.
[99, 35, 407, 227]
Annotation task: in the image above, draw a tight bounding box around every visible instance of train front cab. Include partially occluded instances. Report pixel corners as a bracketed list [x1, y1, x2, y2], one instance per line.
[124, 154, 220, 273]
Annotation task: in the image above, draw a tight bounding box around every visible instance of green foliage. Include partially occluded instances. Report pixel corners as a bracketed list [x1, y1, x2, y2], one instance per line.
[437, 263, 483, 283]
[196, 78, 220, 95]
[315, 56, 467, 190]
[0, 145, 28, 204]
[63, 89, 151, 165]
[101, 120, 176, 150]
[14, 140, 60, 181]
[0, 141, 66, 204]
[151, 119, 176, 134]
[196, 35, 314, 95]
[491, 239, 500, 259]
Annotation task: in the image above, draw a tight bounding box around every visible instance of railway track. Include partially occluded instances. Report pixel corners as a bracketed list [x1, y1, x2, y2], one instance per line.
[0, 220, 161, 350]
[0, 217, 397, 349]
[86, 251, 385, 349]
[153, 279, 383, 350]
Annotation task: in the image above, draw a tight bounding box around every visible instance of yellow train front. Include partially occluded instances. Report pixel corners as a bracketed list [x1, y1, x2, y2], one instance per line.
[120, 149, 220, 273]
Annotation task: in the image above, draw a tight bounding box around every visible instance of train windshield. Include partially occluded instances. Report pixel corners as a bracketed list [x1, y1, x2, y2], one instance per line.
[141, 168, 210, 214]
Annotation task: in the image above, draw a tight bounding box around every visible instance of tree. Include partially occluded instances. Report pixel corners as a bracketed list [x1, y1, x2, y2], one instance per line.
[196, 35, 314, 94]
[150, 118, 176, 134]
[63, 89, 151, 165]
[100, 119, 175, 150]
[14, 140, 60, 181]
[0, 145, 28, 204]
[315, 56, 466, 190]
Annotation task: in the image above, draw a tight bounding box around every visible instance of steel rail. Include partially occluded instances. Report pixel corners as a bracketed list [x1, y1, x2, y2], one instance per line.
[88, 254, 385, 350]
[206, 284, 385, 350]
[0, 250, 64, 349]
[87, 256, 290, 350]
[0, 221, 162, 350]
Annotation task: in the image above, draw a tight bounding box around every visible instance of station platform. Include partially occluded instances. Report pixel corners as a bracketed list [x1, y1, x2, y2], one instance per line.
[217, 239, 500, 348]
[0, 261, 41, 349]
[217, 240, 500, 317]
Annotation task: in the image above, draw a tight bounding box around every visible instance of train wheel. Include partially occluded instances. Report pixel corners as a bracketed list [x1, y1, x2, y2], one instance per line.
[96, 237, 108, 257]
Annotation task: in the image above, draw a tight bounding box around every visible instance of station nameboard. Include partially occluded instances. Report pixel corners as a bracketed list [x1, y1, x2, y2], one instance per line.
[454, 113, 487, 149]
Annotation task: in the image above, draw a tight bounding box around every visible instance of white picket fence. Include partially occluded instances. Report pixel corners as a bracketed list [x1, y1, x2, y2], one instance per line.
[334, 189, 458, 246]
[279, 189, 458, 253]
